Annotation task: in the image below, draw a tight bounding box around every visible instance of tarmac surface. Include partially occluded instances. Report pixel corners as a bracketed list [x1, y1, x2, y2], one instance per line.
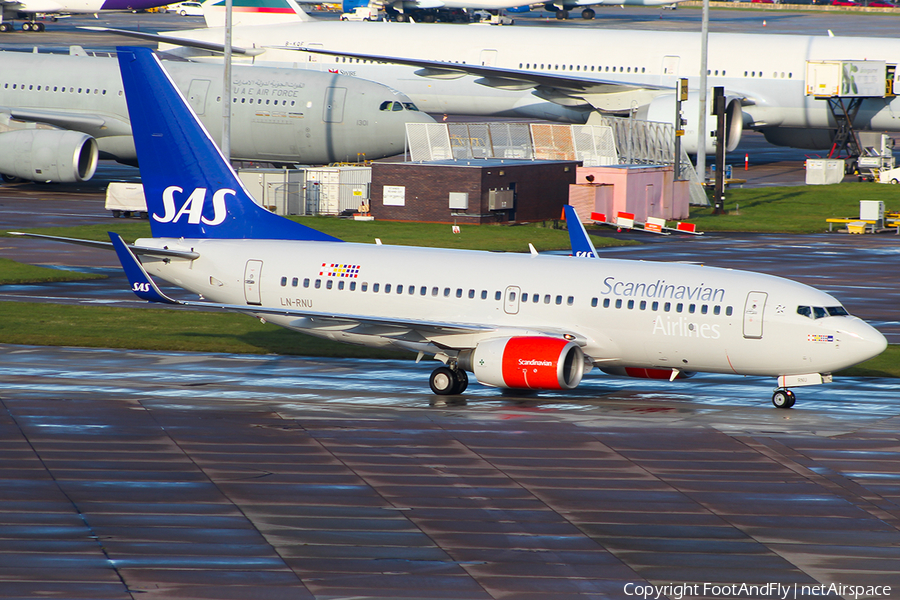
[2, 7, 900, 600]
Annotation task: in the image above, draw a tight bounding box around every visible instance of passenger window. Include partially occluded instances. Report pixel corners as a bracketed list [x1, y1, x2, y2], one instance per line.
[338, 281, 344, 290]
[326, 280, 333, 290]
[567, 296, 574, 306]
[676, 303, 683, 313]
[481, 290, 487, 300]
[495, 291, 502, 301]
[408, 286, 414, 295]
[639, 301, 646, 310]
[797, 306, 811, 318]
[292, 277, 298, 287]
[701, 305, 708, 314]
[726, 306, 733, 316]
[615, 299, 622, 309]
[555, 295, 562, 305]
[508, 291, 516, 302]
[396, 285, 403, 294]
[714, 305, 721, 315]
[468, 289, 475, 299]
[280, 277, 287, 286]
[432, 287, 439, 296]
[627, 300, 634, 309]
[533, 295, 539, 303]
[444, 288, 451, 297]
[652, 301, 658, 311]
[544, 295, 551, 304]
[603, 298, 610, 308]
[362, 282, 368, 292]
[457, 288, 463, 298]
[591, 298, 598, 307]
[688, 304, 695, 314]
[315, 279, 321, 289]
[664, 302, 671, 312]
[384, 284, 391, 293]
[373, 283, 380, 293]
[421, 286, 427, 296]
[350, 282, 356, 291]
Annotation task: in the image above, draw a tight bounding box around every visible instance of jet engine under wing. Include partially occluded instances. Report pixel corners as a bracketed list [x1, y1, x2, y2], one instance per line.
[289, 46, 669, 112]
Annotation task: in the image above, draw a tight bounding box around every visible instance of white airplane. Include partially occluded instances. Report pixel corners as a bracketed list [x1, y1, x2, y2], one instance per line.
[0, 48, 431, 183]
[15, 46, 887, 408]
[97, 3, 900, 153]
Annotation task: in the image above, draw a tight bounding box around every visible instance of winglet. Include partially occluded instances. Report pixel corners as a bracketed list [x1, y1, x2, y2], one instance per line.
[563, 205, 598, 259]
[109, 232, 180, 305]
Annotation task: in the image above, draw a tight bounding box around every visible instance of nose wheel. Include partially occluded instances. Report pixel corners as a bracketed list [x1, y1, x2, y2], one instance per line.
[772, 388, 796, 409]
[430, 366, 469, 395]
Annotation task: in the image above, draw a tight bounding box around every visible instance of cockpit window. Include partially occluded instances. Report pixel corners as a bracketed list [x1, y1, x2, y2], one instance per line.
[379, 101, 393, 111]
[402, 102, 420, 111]
[379, 100, 420, 112]
[798, 305, 848, 319]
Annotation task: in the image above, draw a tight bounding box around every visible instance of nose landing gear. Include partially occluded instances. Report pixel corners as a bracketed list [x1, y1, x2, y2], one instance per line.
[772, 388, 796, 409]
[429, 366, 469, 395]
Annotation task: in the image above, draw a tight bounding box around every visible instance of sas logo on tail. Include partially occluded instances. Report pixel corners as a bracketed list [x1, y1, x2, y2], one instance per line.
[153, 186, 235, 225]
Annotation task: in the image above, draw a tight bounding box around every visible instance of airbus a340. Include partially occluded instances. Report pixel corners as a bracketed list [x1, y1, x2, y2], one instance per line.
[14, 46, 886, 408]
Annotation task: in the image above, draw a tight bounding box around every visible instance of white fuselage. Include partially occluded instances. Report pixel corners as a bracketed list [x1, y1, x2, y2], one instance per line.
[136, 237, 886, 379]
[0, 50, 431, 163]
[162, 23, 900, 132]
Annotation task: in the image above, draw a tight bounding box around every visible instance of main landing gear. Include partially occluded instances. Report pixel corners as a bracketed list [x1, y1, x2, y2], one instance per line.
[772, 388, 796, 409]
[429, 366, 469, 395]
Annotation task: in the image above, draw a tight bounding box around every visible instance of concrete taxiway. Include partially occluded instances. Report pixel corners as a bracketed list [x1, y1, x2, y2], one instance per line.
[1, 344, 900, 600]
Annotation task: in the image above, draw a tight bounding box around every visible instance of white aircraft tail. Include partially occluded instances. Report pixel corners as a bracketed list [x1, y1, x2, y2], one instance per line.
[200, 0, 313, 29]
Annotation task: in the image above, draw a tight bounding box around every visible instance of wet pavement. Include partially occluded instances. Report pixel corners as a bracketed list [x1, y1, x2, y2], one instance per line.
[1, 344, 899, 600]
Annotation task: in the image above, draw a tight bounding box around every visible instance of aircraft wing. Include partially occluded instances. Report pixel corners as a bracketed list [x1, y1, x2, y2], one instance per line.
[80, 26, 266, 56]
[0, 107, 131, 137]
[288, 46, 669, 112]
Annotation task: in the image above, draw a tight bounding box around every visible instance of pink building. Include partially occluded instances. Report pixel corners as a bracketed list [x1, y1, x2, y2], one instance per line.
[568, 165, 691, 224]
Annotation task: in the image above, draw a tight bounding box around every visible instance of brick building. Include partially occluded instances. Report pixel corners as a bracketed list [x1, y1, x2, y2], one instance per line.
[370, 159, 578, 224]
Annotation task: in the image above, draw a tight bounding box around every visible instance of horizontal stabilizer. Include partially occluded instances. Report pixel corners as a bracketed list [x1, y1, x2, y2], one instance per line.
[7, 231, 200, 260]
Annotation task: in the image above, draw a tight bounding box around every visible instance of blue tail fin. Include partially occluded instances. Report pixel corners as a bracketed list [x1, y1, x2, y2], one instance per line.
[116, 47, 340, 242]
[563, 205, 598, 258]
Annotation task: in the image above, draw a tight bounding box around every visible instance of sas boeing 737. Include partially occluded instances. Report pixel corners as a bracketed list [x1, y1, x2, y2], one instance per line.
[14, 47, 886, 408]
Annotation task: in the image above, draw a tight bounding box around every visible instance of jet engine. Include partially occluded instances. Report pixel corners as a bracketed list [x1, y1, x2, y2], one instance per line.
[640, 93, 744, 154]
[601, 366, 694, 380]
[458, 336, 586, 390]
[760, 127, 836, 150]
[0, 130, 98, 183]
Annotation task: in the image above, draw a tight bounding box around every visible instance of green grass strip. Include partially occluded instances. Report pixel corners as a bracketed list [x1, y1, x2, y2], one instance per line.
[688, 182, 900, 233]
[0, 301, 409, 359]
[0, 258, 106, 285]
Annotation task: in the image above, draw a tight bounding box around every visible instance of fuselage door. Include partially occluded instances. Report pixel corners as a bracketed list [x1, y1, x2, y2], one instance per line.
[661, 55, 680, 87]
[504, 285, 520, 315]
[244, 259, 263, 306]
[187, 79, 211, 116]
[743, 291, 767, 339]
[323, 86, 347, 123]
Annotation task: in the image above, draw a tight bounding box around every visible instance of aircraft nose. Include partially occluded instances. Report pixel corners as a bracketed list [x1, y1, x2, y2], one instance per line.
[842, 319, 888, 365]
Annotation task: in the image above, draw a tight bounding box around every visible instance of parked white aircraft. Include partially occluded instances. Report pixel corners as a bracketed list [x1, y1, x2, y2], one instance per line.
[0, 48, 431, 183]
[17, 46, 886, 408]
[97, 5, 900, 152]
[0, 0, 103, 32]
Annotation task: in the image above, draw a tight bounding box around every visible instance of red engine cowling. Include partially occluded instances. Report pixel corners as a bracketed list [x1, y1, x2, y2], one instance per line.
[601, 366, 694, 380]
[460, 336, 585, 390]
